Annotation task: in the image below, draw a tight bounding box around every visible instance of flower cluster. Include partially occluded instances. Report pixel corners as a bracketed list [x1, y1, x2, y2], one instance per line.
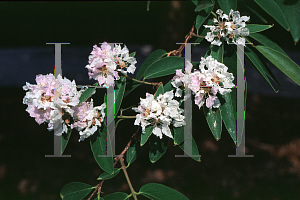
[204, 9, 250, 46]
[72, 99, 106, 142]
[23, 74, 106, 140]
[172, 56, 235, 109]
[85, 42, 137, 87]
[132, 91, 185, 139]
[23, 74, 81, 136]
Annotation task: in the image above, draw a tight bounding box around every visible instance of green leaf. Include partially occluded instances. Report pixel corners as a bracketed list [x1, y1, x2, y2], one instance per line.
[194, 0, 213, 12]
[129, 52, 136, 57]
[221, 45, 237, 143]
[246, 24, 273, 33]
[196, 19, 214, 42]
[248, 33, 286, 54]
[149, 135, 169, 163]
[254, 0, 290, 31]
[276, 0, 300, 43]
[173, 126, 184, 145]
[191, 0, 198, 5]
[144, 57, 184, 79]
[210, 45, 223, 62]
[126, 137, 143, 166]
[195, 5, 214, 30]
[79, 83, 97, 104]
[61, 126, 72, 155]
[136, 49, 167, 80]
[203, 107, 222, 141]
[217, 0, 237, 14]
[97, 168, 121, 180]
[244, 3, 268, 23]
[114, 77, 126, 117]
[163, 79, 174, 92]
[139, 183, 189, 200]
[60, 182, 94, 200]
[103, 192, 129, 200]
[141, 125, 154, 146]
[90, 127, 114, 175]
[219, 91, 237, 144]
[256, 45, 300, 86]
[124, 79, 141, 97]
[154, 84, 164, 99]
[244, 46, 277, 92]
[179, 136, 201, 162]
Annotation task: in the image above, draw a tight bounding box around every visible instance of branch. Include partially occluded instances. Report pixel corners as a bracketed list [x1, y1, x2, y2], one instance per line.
[168, 21, 196, 57]
[87, 127, 140, 200]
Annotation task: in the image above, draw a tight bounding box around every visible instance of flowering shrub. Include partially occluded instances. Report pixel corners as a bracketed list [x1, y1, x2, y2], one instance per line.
[23, 1, 300, 199]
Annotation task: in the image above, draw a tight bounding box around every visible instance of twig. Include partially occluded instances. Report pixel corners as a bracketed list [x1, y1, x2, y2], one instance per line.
[169, 21, 196, 57]
[87, 127, 140, 200]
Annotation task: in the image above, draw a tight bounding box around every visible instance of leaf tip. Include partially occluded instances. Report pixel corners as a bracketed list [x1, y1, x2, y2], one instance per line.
[271, 24, 274, 27]
[294, 41, 298, 46]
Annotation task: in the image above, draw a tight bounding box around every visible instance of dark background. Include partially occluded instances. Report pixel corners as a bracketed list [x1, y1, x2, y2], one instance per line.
[0, 1, 300, 200]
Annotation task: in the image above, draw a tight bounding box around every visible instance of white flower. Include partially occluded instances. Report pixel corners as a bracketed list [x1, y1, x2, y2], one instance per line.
[171, 56, 235, 109]
[72, 99, 106, 141]
[132, 91, 185, 139]
[86, 42, 137, 87]
[23, 74, 81, 136]
[203, 9, 250, 46]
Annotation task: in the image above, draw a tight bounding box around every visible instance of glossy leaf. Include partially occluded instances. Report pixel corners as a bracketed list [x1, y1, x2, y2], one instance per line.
[179, 136, 201, 162]
[144, 56, 184, 79]
[276, 0, 300, 43]
[149, 135, 169, 163]
[254, 0, 289, 31]
[173, 126, 184, 145]
[248, 33, 286, 54]
[246, 24, 273, 33]
[103, 192, 129, 200]
[126, 137, 143, 166]
[195, 5, 214, 30]
[244, 4, 268, 23]
[60, 182, 94, 200]
[210, 45, 223, 62]
[114, 77, 126, 117]
[163, 79, 174, 92]
[154, 84, 164, 99]
[136, 49, 167, 80]
[221, 45, 237, 143]
[90, 127, 114, 175]
[217, 0, 237, 14]
[124, 79, 141, 97]
[194, 0, 213, 12]
[203, 107, 222, 141]
[244, 46, 277, 92]
[97, 168, 121, 180]
[79, 84, 97, 104]
[141, 125, 154, 146]
[256, 45, 300, 86]
[139, 183, 189, 200]
[61, 126, 72, 155]
[196, 19, 214, 42]
[219, 91, 237, 143]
